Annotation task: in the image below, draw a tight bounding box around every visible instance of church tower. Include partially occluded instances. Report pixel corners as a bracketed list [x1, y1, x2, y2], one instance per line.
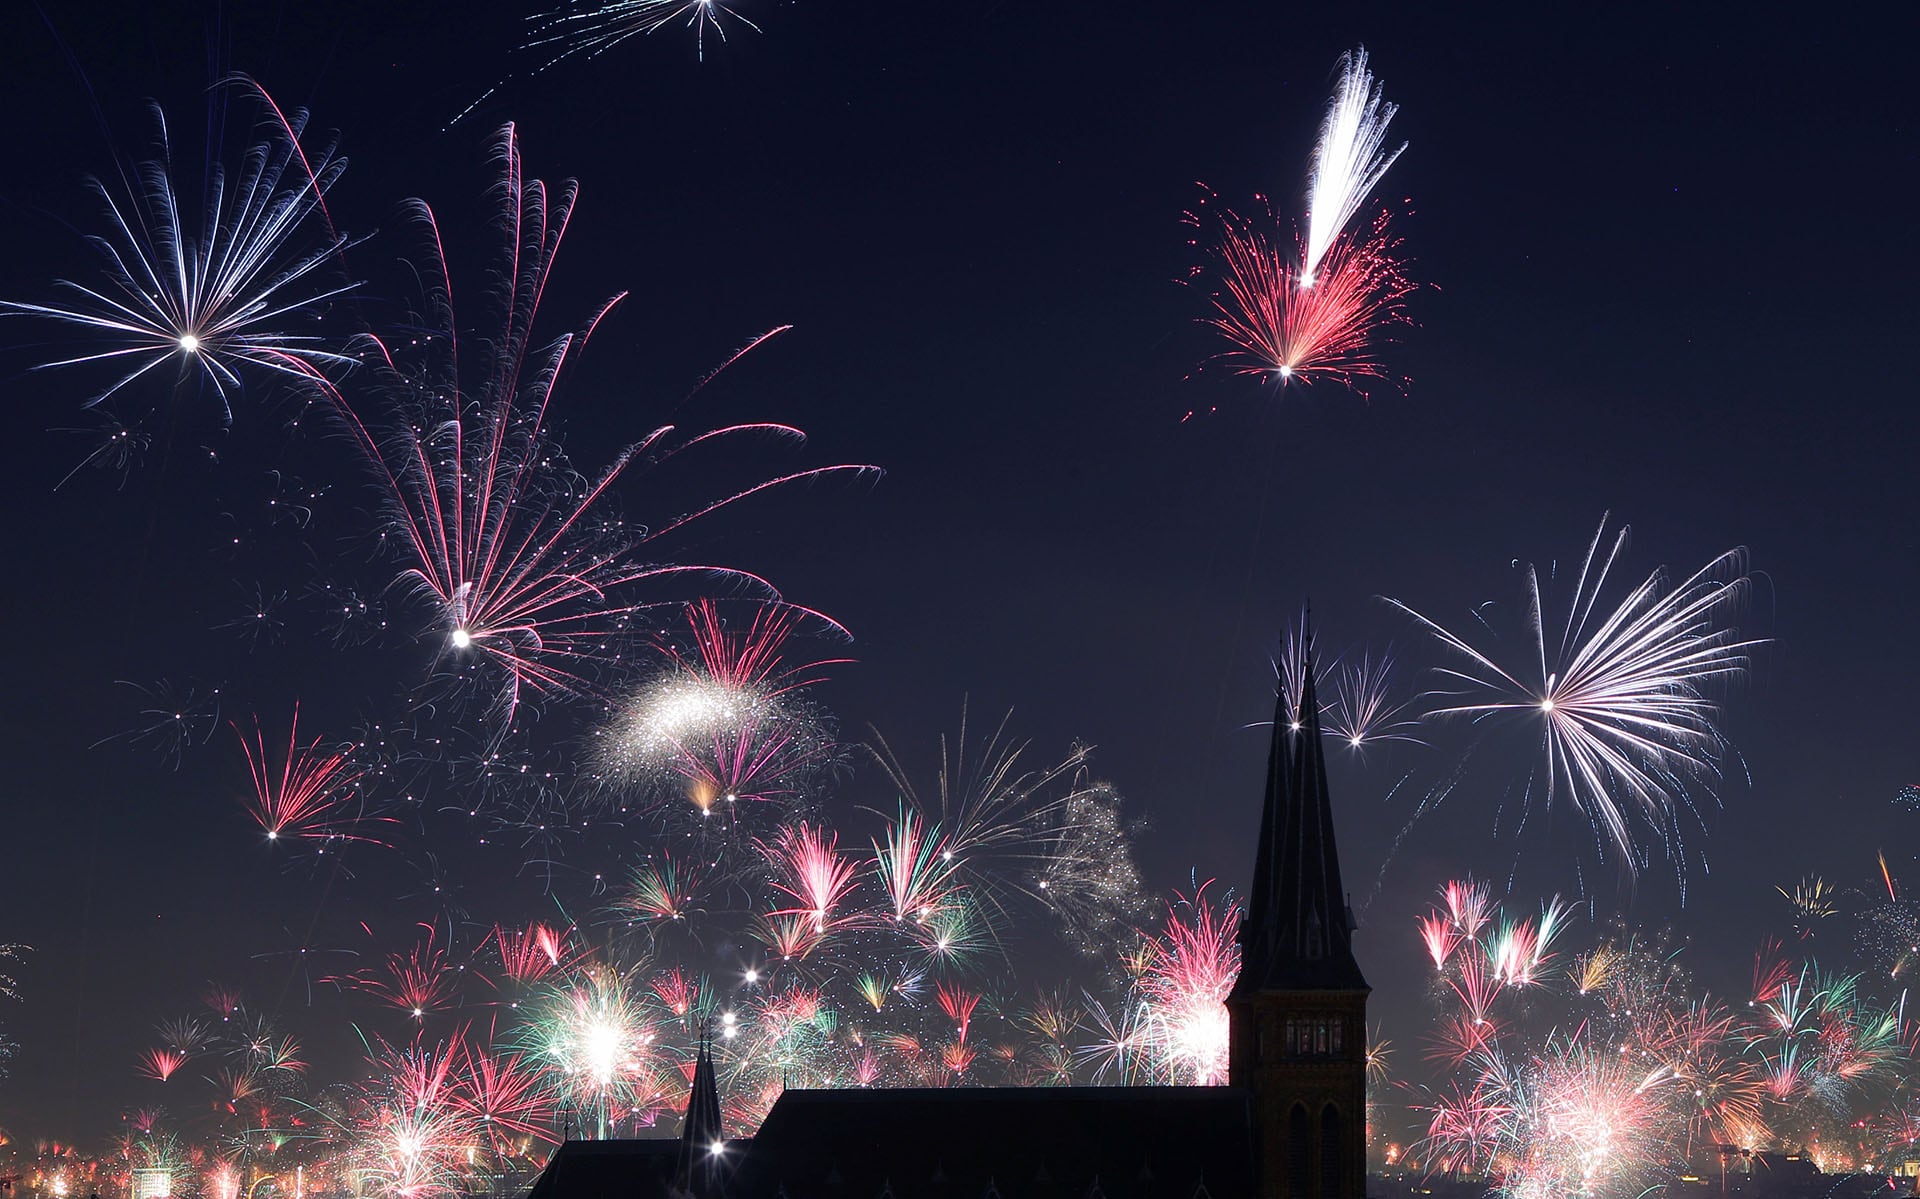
[1228, 634, 1370, 1199]
[676, 1033, 725, 1195]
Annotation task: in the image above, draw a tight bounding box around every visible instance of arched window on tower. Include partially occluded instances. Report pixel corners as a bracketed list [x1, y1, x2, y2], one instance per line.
[1319, 1104, 1342, 1199]
[1288, 1104, 1310, 1197]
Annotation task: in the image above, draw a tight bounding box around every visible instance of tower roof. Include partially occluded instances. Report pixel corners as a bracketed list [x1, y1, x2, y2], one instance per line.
[1233, 629, 1370, 995]
[677, 1034, 725, 1183]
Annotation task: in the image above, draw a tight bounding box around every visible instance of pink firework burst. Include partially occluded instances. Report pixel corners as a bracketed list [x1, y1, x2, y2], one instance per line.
[136, 1047, 189, 1082]
[355, 1035, 476, 1199]
[1193, 198, 1413, 393]
[937, 984, 981, 1045]
[675, 599, 848, 696]
[1137, 883, 1241, 1085]
[648, 967, 699, 1018]
[1441, 878, 1494, 942]
[326, 126, 875, 724]
[338, 926, 462, 1020]
[233, 705, 386, 846]
[873, 807, 962, 926]
[1751, 936, 1793, 1005]
[494, 921, 570, 984]
[1426, 1011, 1500, 1069]
[762, 822, 862, 935]
[455, 1042, 556, 1153]
[1418, 1078, 1509, 1175]
[1448, 953, 1505, 1028]
[1419, 913, 1462, 970]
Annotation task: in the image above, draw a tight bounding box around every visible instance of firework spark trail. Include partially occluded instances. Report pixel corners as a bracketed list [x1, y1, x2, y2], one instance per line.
[158, 1016, 212, 1055]
[872, 806, 961, 926]
[1388, 514, 1764, 874]
[867, 710, 1147, 946]
[454, 1040, 556, 1153]
[1779, 875, 1838, 935]
[1326, 651, 1423, 749]
[1484, 898, 1572, 986]
[1419, 913, 1462, 969]
[94, 679, 225, 769]
[336, 927, 463, 1020]
[936, 983, 980, 1045]
[0, 79, 360, 420]
[678, 599, 850, 695]
[324, 127, 876, 724]
[525, 0, 761, 66]
[1075, 995, 1154, 1084]
[234, 706, 388, 846]
[1443, 878, 1494, 942]
[453, 0, 765, 128]
[1448, 954, 1505, 1030]
[622, 855, 705, 925]
[1302, 47, 1406, 286]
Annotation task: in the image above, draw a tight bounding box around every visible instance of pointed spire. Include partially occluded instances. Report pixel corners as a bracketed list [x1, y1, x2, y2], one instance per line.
[1234, 615, 1369, 996]
[678, 1025, 726, 1190]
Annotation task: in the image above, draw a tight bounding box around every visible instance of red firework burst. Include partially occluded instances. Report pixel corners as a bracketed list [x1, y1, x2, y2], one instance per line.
[234, 705, 385, 846]
[1193, 198, 1413, 393]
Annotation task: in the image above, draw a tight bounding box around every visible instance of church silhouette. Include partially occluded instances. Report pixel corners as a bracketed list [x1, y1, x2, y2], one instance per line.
[528, 642, 1370, 1199]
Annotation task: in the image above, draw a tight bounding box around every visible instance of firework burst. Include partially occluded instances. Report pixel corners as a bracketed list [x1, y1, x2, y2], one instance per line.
[527, 961, 672, 1137]
[593, 601, 842, 816]
[1, 80, 359, 422]
[528, 0, 760, 64]
[1135, 885, 1240, 1085]
[1326, 650, 1423, 750]
[1188, 47, 1414, 395]
[326, 127, 874, 724]
[233, 706, 386, 846]
[868, 709, 1146, 943]
[1194, 201, 1414, 390]
[1389, 514, 1764, 875]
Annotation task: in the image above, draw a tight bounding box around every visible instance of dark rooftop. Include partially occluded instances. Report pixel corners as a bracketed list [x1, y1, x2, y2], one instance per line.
[735, 1085, 1254, 1199]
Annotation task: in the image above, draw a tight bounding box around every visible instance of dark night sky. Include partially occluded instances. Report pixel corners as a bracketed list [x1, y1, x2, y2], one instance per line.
[1, 0, 1916, 1142]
